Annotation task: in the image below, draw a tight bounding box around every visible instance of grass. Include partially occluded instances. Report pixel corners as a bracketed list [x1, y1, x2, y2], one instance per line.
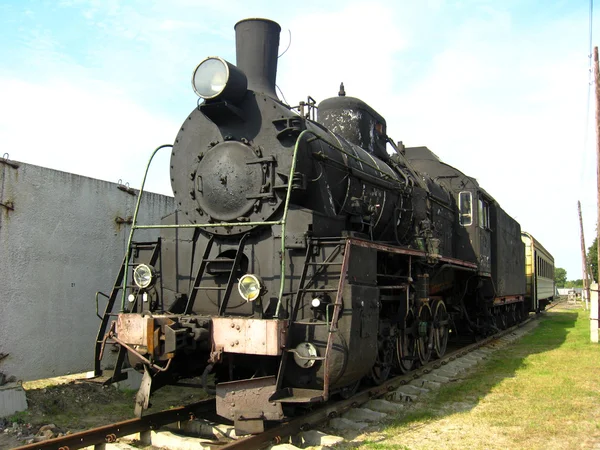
[344, 303, 600, 450]
[7, 379, 209, 432]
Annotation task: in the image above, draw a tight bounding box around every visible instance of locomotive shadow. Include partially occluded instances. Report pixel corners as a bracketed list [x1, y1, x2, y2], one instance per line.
[337, 308, 578, 442]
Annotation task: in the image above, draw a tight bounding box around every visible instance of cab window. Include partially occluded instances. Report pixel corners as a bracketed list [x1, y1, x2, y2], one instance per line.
[478, 199, 490, 229]
[459, 192, 472, 226]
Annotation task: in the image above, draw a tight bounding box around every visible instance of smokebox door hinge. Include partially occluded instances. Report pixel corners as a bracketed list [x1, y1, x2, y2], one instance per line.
[199, 101, 245, 125]
[273, 117, 306, 141]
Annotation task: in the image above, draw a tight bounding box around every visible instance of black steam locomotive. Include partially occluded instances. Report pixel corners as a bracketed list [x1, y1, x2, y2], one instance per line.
[94, 18, 528, 434]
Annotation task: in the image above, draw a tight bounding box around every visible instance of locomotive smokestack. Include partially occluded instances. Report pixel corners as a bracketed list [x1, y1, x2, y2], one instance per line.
[234, 18, 281, 100]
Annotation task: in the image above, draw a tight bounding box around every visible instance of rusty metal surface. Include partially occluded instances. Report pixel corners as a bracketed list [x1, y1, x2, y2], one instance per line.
[12, 314, 540, 450]
[349, 236, 426, 257]
[438, 254, 479, 269]
[216, 375, 283, 422]
[116, 314, 152, 347]
[493, 295, 524, 306]
[116, 182, 136, 195]
[322, 239, 351, 400]
[212, 318, 287, 355]
[217, 315, 538, 450]
[11, 399, 218, 450]
[350, 237, 479, 270]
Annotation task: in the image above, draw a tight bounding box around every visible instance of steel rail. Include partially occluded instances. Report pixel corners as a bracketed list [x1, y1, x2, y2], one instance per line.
[216, 313, 543, 449]
[12, 399, 217, 450]
[14, 305, 558, 450]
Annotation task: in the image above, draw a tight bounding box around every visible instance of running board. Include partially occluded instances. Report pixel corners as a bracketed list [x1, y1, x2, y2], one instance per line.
[269, 387, 324, 403]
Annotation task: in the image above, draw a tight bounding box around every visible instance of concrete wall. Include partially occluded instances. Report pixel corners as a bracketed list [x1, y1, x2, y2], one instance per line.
[0, 159, 175, 381]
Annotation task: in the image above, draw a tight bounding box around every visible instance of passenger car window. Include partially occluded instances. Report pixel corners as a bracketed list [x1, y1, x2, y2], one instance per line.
[459, 192, 472, 226]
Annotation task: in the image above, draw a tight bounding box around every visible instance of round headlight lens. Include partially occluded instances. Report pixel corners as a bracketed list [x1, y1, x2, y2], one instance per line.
[238, 274, 262, 302]
[192, 57, 229, 99]
[133, 264, 155, 289]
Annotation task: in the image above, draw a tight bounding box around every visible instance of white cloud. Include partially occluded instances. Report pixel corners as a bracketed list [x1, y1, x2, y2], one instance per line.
[386, 12, 593, 278]
[277, 2, 406, 107]
[1, 0, 594, 278]
[274, 1, 593, 277]
[0, 77, 177, 195]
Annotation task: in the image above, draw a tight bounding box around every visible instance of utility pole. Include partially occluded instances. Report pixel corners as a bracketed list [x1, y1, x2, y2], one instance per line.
[593, 46, 600, 341]
[579, 201, 590, 310]
[596, 46, 600, 287]
[596, 48, 600, 279]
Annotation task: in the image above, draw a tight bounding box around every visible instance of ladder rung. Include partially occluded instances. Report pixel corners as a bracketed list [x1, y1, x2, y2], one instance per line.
[193, 286, 226, 290]
[379, 285, 408, 289]
[284, 350, 326, 360]
[306, 262, 343, 266]
[302, 288, 338, 292]
[293, 320, 329, 326]
[203, 258, 234, 263]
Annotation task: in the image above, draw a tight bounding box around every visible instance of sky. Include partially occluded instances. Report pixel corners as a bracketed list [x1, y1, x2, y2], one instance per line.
[0, 0, 597, 280]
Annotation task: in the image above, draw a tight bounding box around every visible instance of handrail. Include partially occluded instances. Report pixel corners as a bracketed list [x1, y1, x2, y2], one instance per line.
[274, 129, 307, 315]
[95, 291, 109, 320]
[121, 144, 173, 310]
[119, 130, 317, 313]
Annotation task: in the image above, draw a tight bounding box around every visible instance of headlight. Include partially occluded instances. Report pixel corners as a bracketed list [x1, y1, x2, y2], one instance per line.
[238, 274, 263, 302]
[192, 57, 247, 103]
[133, 264, 155, 289]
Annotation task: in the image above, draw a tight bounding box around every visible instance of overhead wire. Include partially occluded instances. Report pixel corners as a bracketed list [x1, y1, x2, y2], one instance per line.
[276, 29, 292, 106]
[581, 0, 594, 191]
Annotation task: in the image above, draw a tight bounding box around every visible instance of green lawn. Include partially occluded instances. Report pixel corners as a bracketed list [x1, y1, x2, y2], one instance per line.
[346, 303, 600, 450]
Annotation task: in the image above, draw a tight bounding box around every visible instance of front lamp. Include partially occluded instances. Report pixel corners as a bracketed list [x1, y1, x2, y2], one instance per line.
[238, 274, 263, 302]
[133, 264, 155, 289]
[192, 57, 248, 103]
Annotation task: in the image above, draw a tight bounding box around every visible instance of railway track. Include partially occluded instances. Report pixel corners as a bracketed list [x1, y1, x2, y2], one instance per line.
[14, 307, 556, 450]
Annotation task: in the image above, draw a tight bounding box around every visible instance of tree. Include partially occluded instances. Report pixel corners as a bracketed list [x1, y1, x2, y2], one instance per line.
[565, 279, 584, 288]
[554, 267, 567, 287]
[588, 237, 598, 283]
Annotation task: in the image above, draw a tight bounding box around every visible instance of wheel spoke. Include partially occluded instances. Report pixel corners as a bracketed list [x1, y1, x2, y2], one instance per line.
[396, 309, 417, 373]
[369, 337, 393, 385]
[417, 303, 433, 365]
[433, 300, 449, 358]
